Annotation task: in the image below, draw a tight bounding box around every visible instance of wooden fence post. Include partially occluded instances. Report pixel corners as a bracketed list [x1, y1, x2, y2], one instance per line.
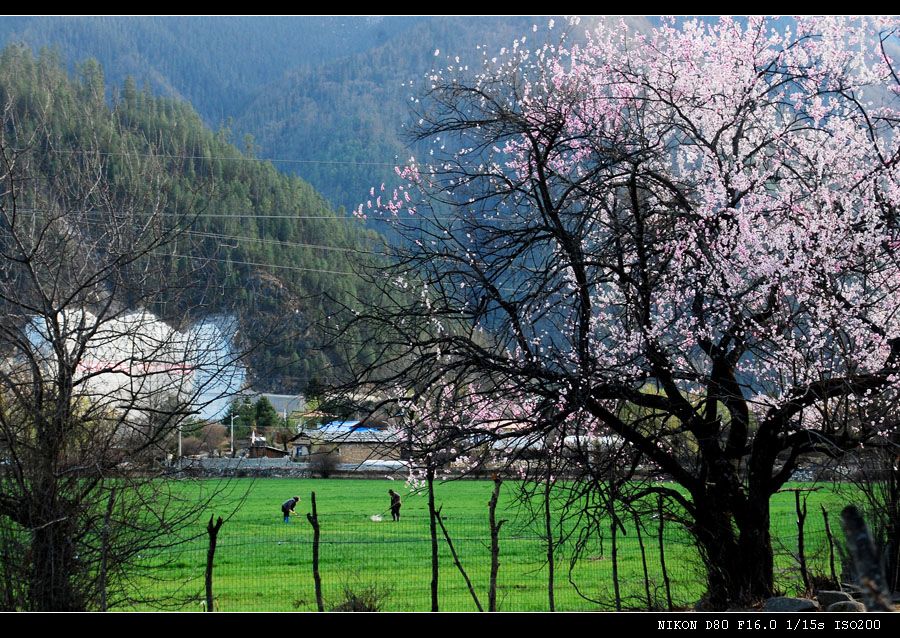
[436, 506, 483, 611]
[306, 491, 323, 612]
[610, 500, 621, 611]
[427, 465, 439, 612]
[206, 514, 224, 612]
[99, 488, 116, 612]
[488, 475, 506, 611]
[840, 505, 893, 611]
[544, 468, 555, 612]
[658, 496, 673, 611]
[821, 505, 838, 587]
[633, 511, 651, 609]
[795, 490, 810, 593]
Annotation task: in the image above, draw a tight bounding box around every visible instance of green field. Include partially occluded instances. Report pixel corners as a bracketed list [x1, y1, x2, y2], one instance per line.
[124, 478, 850, 612]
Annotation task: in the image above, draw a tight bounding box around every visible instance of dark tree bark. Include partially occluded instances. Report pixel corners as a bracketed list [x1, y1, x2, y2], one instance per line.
[205, 515, 224, 612]
[435, 506, 482, 611]
[306, 492, 323, 612]
[427, 465, 439, 612]
[488, 476, 505, 612]
[691, 488, 774, 608]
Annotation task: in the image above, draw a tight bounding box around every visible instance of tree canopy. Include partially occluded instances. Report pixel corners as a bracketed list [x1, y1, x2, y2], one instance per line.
[344, 17, 900, 609]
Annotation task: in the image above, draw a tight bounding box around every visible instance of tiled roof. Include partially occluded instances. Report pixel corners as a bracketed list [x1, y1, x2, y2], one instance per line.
[307, 428, 402, 444]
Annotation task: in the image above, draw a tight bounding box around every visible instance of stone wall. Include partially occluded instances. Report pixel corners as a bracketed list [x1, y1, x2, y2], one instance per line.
[172, 457, 408, 479]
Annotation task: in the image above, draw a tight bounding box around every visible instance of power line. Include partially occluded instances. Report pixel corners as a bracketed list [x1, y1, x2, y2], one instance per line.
[15, 214, 544, 288]
[13, 206, 352, 221]
[12, 210, 534, 284]
[75, 217, 384, 256]
[68, 207, 463, 223]
[48, 147, 407, 168]
[150, 252, 357, 276]
[181, 229, 381, 255]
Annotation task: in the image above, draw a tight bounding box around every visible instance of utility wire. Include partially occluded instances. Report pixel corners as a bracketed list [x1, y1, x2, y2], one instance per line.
[48, 147, 409, 167]
[150, 252, 357, 276]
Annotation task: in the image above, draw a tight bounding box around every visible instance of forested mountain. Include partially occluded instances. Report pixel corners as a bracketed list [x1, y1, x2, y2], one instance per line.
[0, 45, 381, 393]
[234, 16, 554, 213]
[237, 16, 650, 213]
[0, 16, 654, 391]
[0, 16, 596, 214]
[0, 17, 426, 125]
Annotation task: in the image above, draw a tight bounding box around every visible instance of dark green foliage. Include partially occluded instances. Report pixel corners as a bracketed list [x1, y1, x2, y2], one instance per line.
[222, 399, 255, 439]
[222, 397, 291, 439]
[0, 45, 382, 393]
[253, 397, 279, 431]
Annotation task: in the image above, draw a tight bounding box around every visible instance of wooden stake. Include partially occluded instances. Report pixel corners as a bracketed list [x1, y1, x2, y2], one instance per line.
[488, 475, 506, 611]
[205, 514, 224, 612]
[306, 492, 323, 612]
[436, 506, 483, 611]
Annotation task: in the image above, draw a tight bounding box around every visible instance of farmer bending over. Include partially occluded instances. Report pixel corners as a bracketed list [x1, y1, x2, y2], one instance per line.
[282, 496, 300, 523]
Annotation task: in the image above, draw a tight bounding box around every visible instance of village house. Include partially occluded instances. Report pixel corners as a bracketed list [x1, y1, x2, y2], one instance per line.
[288, 420, 403, 466]
[247, 426, 290, 459]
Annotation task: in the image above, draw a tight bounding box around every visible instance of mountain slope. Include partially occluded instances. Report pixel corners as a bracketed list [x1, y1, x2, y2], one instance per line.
[0, 45, 380, 393]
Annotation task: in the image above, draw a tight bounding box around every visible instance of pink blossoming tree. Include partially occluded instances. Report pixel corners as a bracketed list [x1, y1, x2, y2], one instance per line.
[347, 17, 900, 608]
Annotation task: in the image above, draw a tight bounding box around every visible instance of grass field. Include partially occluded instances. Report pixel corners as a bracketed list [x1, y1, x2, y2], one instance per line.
[123, 478, 851, 611]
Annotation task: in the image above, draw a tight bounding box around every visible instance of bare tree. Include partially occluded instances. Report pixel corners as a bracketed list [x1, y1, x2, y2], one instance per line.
[308, 450, 340, 478]
[0, 69, 245, 610]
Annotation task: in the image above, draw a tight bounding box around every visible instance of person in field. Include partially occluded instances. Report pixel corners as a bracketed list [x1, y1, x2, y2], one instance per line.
[388, 489, 401, 522]
[282, 496, 300, 523]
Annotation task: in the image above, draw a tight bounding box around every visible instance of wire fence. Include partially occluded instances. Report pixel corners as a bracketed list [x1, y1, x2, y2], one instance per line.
[124, 508, 853, 612]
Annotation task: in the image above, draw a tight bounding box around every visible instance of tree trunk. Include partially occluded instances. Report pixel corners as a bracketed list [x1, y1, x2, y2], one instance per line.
[821, 506, 838, 586]
[306, 492, 323, 612]
[427, 465, 439, 612]
[29, 520, 81, 611]
[692, 494, 773, 609]
[543, 468, 555, 612]
[205, 515, 224, 612]
[488, 476, 505, 612]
